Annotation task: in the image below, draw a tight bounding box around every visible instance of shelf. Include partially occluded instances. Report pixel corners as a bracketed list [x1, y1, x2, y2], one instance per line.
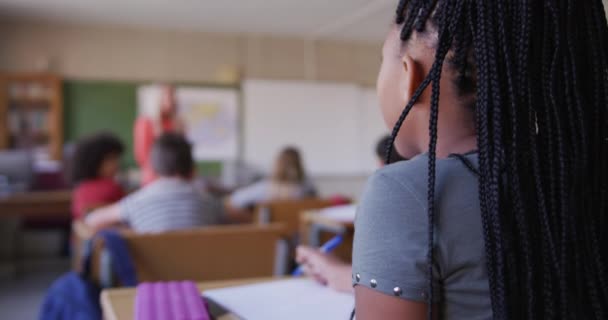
[10, 131, 50, 138]
[1, 72, 63, 161]
[9, 98, 52, 108]
[8, 134, 50, 148]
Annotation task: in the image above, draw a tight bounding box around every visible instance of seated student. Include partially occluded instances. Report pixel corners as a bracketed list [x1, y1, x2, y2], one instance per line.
[225, 147, 316, 218]
[295, 135, 407, 293]
[71, 133, 126, 220]
[85, 133, 223, 233]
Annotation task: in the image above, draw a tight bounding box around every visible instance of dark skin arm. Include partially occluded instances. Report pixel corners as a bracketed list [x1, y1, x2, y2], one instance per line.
[355, 286, 436, 320]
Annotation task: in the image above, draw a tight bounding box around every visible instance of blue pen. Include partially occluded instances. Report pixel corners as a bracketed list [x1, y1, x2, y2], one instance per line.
[292, 235, 344, 276]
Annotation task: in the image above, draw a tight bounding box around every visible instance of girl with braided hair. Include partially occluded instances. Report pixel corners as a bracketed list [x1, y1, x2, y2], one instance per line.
[352, 1, 608, 319]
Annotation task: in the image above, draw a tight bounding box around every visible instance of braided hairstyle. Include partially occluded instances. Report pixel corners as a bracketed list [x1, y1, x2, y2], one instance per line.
[386, 1, 608, 319]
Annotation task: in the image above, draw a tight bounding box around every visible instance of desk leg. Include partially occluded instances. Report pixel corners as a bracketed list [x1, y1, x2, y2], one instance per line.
[274, 239, 290, 276]
[11, 218, 24, 278]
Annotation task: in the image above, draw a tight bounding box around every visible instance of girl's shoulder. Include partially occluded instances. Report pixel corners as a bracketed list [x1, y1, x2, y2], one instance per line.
[379, 151, 478, 180]
[361, 152, 480, 219]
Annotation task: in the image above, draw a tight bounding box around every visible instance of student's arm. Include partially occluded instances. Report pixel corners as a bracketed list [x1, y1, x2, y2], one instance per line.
[353, 171, 440, 320]
[84, 204, 122, 233]
[295, 245, 353, 293]
[355, 286, 431, 320]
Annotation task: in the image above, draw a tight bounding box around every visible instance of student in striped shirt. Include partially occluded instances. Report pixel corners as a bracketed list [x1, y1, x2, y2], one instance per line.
[85, 133, 223, 233]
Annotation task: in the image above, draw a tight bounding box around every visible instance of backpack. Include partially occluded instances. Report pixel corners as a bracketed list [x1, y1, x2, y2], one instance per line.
[39, 230, 138, 320]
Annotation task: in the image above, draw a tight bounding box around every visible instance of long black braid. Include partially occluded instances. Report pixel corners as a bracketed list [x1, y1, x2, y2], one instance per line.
[386, 1, 608, 319]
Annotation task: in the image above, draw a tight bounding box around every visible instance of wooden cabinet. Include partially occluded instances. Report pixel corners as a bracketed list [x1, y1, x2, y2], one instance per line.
[0, 73, 63, 160]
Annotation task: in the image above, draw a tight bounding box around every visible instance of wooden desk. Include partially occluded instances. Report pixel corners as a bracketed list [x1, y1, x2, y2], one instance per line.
[0, 190, 71, 218]
[101, 277, 278, 320]
[0, 190, 72, 275]
[300, 210, 355, 263]
[70, 220, 131, 271]
[300, 210, 354, 246]
[255, 199, 337, 238]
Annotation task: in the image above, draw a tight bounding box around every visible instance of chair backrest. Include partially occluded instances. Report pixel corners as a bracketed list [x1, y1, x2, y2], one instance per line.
[255, 198, 338, 236]
[92, 224, 287, 283]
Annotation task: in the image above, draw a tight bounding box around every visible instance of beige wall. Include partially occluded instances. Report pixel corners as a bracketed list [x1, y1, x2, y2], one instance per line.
[0, 21, 381, 86]
[2, 4, 608, 85]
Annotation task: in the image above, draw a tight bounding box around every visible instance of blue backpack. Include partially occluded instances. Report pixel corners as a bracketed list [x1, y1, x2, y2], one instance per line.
[39, 230, 138, 320]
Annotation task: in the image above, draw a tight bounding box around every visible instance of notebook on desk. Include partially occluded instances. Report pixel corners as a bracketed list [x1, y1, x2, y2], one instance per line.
[203, 278, 354, 320]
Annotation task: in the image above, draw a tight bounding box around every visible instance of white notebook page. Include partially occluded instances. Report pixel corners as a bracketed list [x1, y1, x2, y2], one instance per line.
[203, 278, 354, 320]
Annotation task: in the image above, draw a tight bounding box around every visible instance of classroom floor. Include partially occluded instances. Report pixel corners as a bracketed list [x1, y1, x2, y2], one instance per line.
[0, 258, 69, 320]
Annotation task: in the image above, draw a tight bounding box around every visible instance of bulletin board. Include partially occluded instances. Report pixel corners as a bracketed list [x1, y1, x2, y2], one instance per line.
[137, 84, 240, 161]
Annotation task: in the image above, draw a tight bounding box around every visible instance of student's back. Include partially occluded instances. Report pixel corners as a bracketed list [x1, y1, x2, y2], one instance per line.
[229, 178, 315, 209]
[86, 133, 223, 233]
[120, 177, 222, 233]
[228, 146, 315, 211]
[352, 1, 608, 319]
[354, 152, 490, 320]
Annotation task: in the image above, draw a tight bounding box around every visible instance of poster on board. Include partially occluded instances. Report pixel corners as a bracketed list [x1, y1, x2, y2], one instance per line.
[137, 85, 239, 161]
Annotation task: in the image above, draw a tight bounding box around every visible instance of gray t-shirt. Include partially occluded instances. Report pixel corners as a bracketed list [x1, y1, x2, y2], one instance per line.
[229, 179, 317, 209]
[352, 152, 491, 320]
[119, 178, 223, 233]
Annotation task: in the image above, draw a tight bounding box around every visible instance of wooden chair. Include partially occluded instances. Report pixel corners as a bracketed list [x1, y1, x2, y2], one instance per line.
[71, 215, 127, 271]
[299, 211, 355, 263]
[89, 223, 288, 284]
[254, 198, 340, 238]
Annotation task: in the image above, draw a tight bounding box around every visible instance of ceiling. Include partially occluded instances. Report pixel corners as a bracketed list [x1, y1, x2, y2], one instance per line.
[0, 0, 397, 43]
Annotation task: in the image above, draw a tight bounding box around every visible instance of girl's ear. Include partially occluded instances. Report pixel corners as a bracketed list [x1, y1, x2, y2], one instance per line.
[401, 54, 425, 106]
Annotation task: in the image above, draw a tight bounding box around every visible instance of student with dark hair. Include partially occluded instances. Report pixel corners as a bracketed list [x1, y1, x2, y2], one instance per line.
[85, 133, 223, 233]
[352, 1, 608, 320]
[71, 133, 125, 220]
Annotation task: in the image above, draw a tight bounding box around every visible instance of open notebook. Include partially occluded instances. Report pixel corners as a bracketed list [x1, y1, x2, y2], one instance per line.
[203, 279, 354, 320]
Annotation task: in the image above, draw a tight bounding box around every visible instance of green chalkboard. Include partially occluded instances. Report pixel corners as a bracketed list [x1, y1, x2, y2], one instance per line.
[62, 80, 222, 176]
[63, 80, 138, 167]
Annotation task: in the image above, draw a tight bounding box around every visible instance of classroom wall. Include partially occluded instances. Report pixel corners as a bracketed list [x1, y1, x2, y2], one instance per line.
[0, 20, 381, 86]
[0, 20, 381, 182]
[2, 8, 608, 92]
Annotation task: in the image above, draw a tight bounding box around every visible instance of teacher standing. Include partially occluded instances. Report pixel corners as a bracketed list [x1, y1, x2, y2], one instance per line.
[134, 85, 184, 186]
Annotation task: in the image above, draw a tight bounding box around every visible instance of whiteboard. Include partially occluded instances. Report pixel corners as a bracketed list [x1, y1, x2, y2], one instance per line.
[178, 87, 239, 161]
[243, 79, 389, 176]
[137, 85, 239, 161]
